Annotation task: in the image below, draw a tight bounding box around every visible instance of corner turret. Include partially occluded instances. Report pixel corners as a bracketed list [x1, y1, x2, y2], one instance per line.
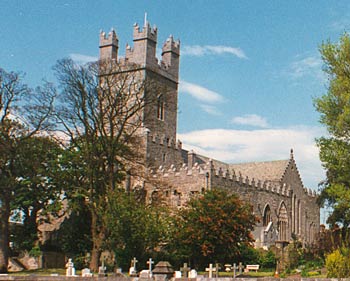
[99, 29, 118, 61]
[125, 22, 158, 66]
[161, 35, 180, 80]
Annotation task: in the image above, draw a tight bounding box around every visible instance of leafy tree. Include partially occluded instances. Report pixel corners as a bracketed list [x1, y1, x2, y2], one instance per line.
[0, 68, 55, 272]
[315, 33, 350, 227]
[55, 201, 92, 269]
[170, 189, 258, 269]
[11, 136, 64, 252]
[52, 58, 159, 271]
[104, 189, 172, 270]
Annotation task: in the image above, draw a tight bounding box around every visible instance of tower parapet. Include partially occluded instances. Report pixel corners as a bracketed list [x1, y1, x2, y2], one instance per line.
[125, 22, 158, 67]
[161, 35, 180, 80]
[99, 29, 118, 60]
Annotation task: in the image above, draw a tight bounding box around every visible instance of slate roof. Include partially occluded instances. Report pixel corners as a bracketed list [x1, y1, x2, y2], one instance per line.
[229, 159, 290, 182]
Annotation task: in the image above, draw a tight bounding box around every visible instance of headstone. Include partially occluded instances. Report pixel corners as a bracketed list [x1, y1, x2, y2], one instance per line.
[147, 258, 154, 277]
[215, 263, 220, 278]
[224, 264, 231, 272]
[238, 262, 243, 275]
[65, 258, 75, 276]
[82, 268, 93, 277]
[174, 271, 182, 278]
[180, 263, 190, 278]
[189, 269, 197, 278]
[140, 269, 150, 279]
[98, 259, 107, 277]
[205, 263, 216, 278]
[129, 257, 138, 276]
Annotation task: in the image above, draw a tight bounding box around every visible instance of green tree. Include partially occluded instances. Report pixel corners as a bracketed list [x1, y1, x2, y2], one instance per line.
[170, 189, 258, 269]
[0, 68, 55, 272]
[104, 189, 172, 270]
[52, 58, 159, 271]
[315, 33, 350, 227]
[11, 136, 64, 252]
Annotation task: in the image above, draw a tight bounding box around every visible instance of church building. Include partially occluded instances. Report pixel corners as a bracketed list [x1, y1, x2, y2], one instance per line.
[99, 20, 320, 248]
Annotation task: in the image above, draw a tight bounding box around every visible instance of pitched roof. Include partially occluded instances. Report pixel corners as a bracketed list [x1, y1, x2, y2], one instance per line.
[229, 159, 290, 182]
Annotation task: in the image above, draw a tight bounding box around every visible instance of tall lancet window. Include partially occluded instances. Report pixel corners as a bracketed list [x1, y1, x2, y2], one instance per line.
[263, 205, 271, 227]
[157, 94, 165, 120]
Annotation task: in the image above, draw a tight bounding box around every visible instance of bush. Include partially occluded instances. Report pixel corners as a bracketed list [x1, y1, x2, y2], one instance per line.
[325, 248, 350, 278]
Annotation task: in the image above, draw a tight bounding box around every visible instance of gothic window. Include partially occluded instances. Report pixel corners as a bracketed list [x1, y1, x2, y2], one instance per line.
[263, 205, 271, 227]
[278, 202, 288, 241]
[157, 94, 165, 120]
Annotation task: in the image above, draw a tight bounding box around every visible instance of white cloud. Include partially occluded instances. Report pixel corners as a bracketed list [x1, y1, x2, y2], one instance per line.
[179, 80, 224, 103]
[182, 45, 247, 59]
[232, 114, 269, 128]
[200, 105, 222, 116]
[177, 126, 327, 189]
[288, 55, 325, 81]
[69, 53, 98, 64]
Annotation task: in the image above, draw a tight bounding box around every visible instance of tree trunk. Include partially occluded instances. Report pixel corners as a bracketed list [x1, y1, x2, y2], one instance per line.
[89, 210, 102, 272]
[0, 199, 10, 273]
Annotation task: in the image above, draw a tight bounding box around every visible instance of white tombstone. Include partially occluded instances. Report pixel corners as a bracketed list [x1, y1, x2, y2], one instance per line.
[129, 266, 136, 275]
[189, 269, 197, 278]
[82, 268, 93, 277]
[140, 269, 150, 278]
[65, 258, 75, 276]
[175, 271, 182, 278]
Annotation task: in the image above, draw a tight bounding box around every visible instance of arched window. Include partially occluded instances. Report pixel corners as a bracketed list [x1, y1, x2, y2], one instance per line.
[263, 205, 271, 227]
[278, 202, 288, 241]
[157, 95, 165, 120]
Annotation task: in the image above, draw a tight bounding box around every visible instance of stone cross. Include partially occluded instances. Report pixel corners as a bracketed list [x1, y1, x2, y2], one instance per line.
[232, 263, 237, 278]
[215, 263, 220, 278]
[180, 263, 190, 278]
[238, 262, 243, 275]
[132, 257, 138, 269]
[205, 263, 216, 278]
[147, 258, 154, 276]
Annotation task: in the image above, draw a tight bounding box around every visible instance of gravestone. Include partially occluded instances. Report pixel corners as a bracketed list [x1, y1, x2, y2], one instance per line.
[65, 258, 75, 276]
[205, 263, 216, 278]
[139, 269, 151, 279]
[180, 263, 190, 278]
[98, 258, 107, 277]
[215, 263, 220, 278]
[189, 269, 197, 278]
[129, 257, 138, 277]
[82, 268, 93, 277]
[147, 258, 154, 277]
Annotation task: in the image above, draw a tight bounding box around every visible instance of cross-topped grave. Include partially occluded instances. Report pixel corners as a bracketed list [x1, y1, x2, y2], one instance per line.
[205, 263, 216, 278]
[238, 262, 243, 275]
[129, 257, 138, 276]
[215, 263, 220, 278]
[180, 263, 190, 278]
[147, 258, 154, 277]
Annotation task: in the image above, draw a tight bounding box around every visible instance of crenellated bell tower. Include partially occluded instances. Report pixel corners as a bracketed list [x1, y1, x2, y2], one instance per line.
[99, 20, 182, 168]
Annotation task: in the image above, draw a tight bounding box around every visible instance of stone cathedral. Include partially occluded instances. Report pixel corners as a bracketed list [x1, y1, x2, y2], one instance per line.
[99, 20, 320, 248]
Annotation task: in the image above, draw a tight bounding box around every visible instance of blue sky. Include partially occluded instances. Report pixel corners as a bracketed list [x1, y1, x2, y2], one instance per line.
[2, 1, 349, 203]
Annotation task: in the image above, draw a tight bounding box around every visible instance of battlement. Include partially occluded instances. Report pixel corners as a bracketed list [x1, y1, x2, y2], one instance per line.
[100, 29, 118, 47]
[148, 132, 182, 150]
[99, 29, 118, 60]
[148, 160, 317, 199]
[162, 35, 180, 56]
[133, 22, 158, 43]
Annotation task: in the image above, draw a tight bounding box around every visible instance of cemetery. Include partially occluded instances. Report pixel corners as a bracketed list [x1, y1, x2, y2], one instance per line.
[3, 4, 350, 280]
